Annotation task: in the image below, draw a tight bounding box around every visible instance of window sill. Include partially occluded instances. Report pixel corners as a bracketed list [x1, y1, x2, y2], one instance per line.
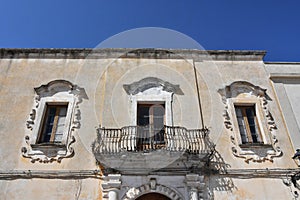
[239, 143, 272, 149]
[30, 143, 67, 157]
[31, 143, 66, 150]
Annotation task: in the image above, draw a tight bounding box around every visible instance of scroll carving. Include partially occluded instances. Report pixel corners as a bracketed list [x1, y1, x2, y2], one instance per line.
[22, 80, 87, 163]
[218, 81, 282, 163]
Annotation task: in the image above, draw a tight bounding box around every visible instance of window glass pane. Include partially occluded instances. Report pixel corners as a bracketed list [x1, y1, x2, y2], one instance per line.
[152, 105, 164, 129]
[137, 103, 165, 148]
[246, 107, 260, 143]
[39, 104, 68, 143]
[57, 116, 66, 125]
[54, 133, 63, 142]
[40, 107, 56, 142]
[59, 106, 67, 116]
[137, 105, 149, 126]
[235, 107, 248, 144]
[151, 105, 165, 143]
[137, 105, 150, 145]
[54, 106, 67, 142]
[55, 124, 65, 134]
[235, 105, 262, 144]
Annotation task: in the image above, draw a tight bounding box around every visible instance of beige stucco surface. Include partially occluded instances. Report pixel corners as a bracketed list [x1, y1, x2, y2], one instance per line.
[0, 49, 299, 199]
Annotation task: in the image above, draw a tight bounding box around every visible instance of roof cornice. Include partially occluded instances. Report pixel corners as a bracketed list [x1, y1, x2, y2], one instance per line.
[0, 48, 266, 61]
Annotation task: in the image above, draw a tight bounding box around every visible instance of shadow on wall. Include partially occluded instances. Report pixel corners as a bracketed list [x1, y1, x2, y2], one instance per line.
[206, 149, 236, 198]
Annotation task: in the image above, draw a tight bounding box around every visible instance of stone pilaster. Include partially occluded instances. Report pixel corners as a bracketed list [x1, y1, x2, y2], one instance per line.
[102, 174, 121, 200]
[186, 174, 205, 200]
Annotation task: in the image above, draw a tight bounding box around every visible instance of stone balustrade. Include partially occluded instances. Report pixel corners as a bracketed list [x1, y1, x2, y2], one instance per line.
[95, 125, 211, 154]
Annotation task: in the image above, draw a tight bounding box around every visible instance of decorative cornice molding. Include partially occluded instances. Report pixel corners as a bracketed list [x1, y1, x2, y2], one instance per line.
[0, 48, 266, 61]
[0, 170, 102, 180]
[1, 168, 299, 180]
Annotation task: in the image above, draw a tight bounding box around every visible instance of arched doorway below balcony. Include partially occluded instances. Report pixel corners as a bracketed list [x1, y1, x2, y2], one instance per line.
[135, 193, 171, 200]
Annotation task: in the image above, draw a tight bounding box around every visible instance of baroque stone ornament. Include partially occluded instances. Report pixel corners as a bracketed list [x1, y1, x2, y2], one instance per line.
[122, 182, 183, 200]
[22, 80, 87, 163]
[218, 81, 282, 163]
[123, 77, 184, 95]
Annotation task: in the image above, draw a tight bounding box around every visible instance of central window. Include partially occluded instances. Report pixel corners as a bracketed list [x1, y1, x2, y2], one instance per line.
[137, 103, 165, 150]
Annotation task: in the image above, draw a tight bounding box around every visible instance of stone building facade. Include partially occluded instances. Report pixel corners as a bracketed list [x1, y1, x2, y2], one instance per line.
[0, 48, 300, 199]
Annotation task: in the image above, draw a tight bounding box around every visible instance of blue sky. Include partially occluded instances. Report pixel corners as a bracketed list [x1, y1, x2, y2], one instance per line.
[1, 0, 300, 61]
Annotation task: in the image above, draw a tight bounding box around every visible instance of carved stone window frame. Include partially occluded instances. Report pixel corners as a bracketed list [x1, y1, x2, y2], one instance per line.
[31, 95, 75, 145]
[123, 77, 184, 127]
[22, 80, 85, 163]
[219, 81, 282, 163]
[130, 88, 173, 126]
[228, 97, 270, 145]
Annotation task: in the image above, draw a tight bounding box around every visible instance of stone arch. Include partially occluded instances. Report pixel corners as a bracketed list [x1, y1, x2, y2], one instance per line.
[135, 193, 171, 200]
[122, 183, 183, 200]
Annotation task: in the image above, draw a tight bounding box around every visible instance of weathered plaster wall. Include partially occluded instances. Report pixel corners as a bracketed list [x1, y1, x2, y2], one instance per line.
[0, 49, 298, 199]
[266, 63, 300, 151]
[211, 178, 294, 200]
[0, 58, 103, 199]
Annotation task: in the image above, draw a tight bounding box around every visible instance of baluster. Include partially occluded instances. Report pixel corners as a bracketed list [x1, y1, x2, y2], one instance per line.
[176, 127, 180, 151]
[111, 130, 114, 153]
[193, 130, 198, 153]
[103, 129, 108, 153]
[99, 128, 104, 153]
[182, 128, 188, 151]
[203, 129, 208, 152]
[126, 127, 131, 151]
[190, 130, 195, 153]
[112, 130, 116, 153]
[124, 127, 129, 151]
[188, 130, 193, 153]
[108, 130, 113, 153]
[133, 126, 137, 151]
[129, 126, 135, 151]
[169, 126, 174, 151]
[120, 128, 124, 150]
[170, 127, 173, 151]
[182, 127, 188, 151]
[125, 127, 130, 151]
[126, 127, 130, 151]
[115, 129, 120, 153]
[196, 130, 200, 153]
[195, 130, 200, 154]
[111, 129, 116, 153]
[189, 130, 194, 153]
[200, 130, 204, 153]
[175, 127, 180, 151]
[123, 127, 128, 151]
[165, 126, 168, 150]
[162, 126, 167, 149]
[111, 129, 115, 153]
[178, 127, 183, 151]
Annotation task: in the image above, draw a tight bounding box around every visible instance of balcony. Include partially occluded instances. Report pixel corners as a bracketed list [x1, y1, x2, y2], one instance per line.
[92, 125, 214, 173]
